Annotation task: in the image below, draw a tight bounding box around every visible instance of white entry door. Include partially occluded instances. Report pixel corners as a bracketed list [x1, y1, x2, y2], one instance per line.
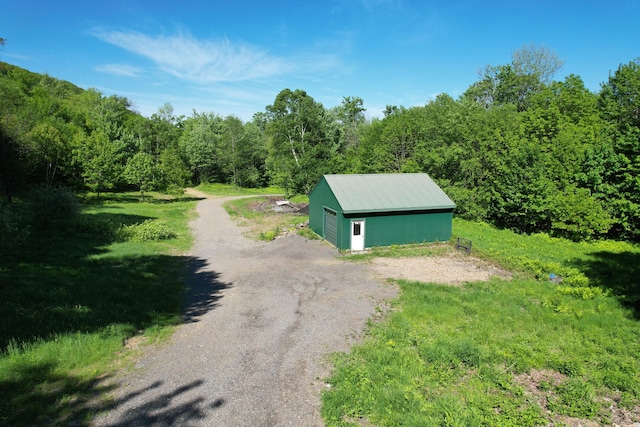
[350, 220, 365, 251]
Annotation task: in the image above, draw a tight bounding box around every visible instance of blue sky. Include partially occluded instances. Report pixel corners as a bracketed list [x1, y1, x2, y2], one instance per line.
[2, 1, 639, 121]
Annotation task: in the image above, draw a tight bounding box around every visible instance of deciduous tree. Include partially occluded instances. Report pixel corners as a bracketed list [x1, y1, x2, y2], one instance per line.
[265, 89, 329, 194]
[124, 151, 156, 200]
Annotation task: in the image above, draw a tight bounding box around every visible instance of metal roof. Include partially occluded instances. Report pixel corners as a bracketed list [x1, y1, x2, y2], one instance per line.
[323, 173, 456, 214]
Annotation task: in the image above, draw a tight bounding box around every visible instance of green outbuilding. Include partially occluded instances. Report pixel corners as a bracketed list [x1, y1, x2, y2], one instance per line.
[309, 173, 456, 251]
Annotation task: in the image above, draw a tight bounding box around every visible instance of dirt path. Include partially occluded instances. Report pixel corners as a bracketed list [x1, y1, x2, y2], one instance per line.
[92, 194, 397, 426]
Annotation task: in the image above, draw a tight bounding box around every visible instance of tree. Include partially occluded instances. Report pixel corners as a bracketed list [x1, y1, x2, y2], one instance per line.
[512, 43, 564, 85]
[237, 121, 268, 187]
[25, 121, 68, 186]
[179, 112, 224, 184]
[0, 69, 26, 202]
[124, 152, 156, 200]
[75, 127, 132, 196]
[464, 44, 564, 111]
[137, 103, 184, 157]
[598, 59, 640, 240]
[157, 146, 190, 195]
[265, 89, 329, 194]
[336, 96, 366, 149]
[222, 115, 243, 187]
[548, 185, 612, 241]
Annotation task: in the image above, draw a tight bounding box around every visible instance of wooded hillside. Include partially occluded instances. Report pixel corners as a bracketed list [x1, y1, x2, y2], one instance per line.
[2, 45, 639, 242]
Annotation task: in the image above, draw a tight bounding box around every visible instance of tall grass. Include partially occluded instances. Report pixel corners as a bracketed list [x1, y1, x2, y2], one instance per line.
[0, 192, 197, 425]
[323, 218, 640, 426]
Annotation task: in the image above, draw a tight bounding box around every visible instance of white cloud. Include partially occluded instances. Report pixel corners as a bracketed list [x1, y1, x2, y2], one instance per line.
[3, 52, 32, 61]
[94, 63, 142, 77]
[92, 29, 338, 84]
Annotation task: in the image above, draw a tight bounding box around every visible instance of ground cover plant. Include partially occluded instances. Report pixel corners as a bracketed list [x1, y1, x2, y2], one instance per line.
[0, 190, 198, 426]
[322, 218, 640, 426]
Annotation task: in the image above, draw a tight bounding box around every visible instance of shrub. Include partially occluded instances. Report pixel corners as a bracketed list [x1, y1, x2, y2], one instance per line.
[121, 219, 177, 241]
[72, 215, 122, 240]
[28, 185, 80, 229]
[517, 257, 590, 286]
[0, 203, 30, 253]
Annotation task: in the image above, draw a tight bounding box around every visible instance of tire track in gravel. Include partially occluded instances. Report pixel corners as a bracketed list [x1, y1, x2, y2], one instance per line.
[92, 194, 397, 427]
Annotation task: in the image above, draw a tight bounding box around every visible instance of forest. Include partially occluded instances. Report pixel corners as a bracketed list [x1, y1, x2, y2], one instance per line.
[1, 45, 640, 243]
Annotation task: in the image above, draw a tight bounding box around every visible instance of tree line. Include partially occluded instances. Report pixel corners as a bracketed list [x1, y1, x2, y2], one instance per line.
[1, 45, 639, 242]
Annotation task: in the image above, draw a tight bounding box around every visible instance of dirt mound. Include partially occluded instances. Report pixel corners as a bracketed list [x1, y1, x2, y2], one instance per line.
[248, 196, 309, 215]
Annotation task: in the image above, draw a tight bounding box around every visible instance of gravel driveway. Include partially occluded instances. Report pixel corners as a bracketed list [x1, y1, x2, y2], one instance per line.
[92, 195, 397, 427]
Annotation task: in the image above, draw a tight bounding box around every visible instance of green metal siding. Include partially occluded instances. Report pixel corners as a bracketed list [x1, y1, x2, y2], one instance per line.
[352, 211, 453, 248]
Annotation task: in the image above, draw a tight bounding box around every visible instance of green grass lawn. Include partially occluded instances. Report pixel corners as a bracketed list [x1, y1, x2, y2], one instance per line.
[322, 218, 640, 426]
[0, 191, 198, 426]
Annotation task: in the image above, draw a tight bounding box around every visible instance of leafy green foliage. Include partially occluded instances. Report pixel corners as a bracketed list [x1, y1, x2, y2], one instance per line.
[121, 219, 177, 241]
[123, 151, 156, 199]
[0, 201, 29, 253]
[27, 184, 80, 229]
[265, 88, 335, 195]
[3, 54, 640, 242]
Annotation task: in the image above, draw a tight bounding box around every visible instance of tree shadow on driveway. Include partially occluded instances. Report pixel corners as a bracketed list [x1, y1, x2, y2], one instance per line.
[98, 379, 226, 427]
[181, 258, 233, 323]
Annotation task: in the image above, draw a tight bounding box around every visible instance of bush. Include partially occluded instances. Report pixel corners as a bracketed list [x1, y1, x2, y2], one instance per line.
[28, 185, 80, 229]
[0, 203, 30, 253]
[72, 215, 122, 240]
[121, 219, 176, 241]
